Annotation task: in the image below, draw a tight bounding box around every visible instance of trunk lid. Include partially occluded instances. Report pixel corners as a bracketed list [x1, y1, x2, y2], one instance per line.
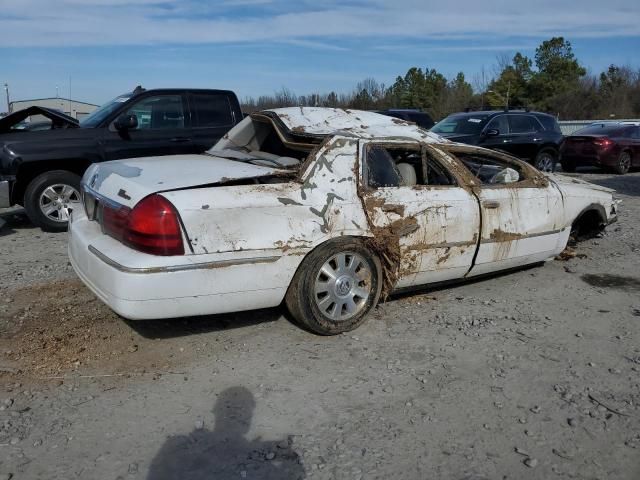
[83, 154, 285, 208]
[547, 173, 616, 194]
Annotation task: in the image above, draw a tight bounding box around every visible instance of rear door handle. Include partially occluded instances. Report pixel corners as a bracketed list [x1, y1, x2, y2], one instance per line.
[170, 137, 191, 143]
[482, 201, 500, 209]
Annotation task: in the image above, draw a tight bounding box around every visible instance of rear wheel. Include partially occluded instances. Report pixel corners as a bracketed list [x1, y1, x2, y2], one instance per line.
[24, 170, 82, 232]
[285, 238, 382, 335]
[613, 151, 631, 175]
[534, 150, 557, 172]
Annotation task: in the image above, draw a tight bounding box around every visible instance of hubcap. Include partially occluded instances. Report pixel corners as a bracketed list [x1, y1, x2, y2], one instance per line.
[314, 252, 372, 322]
[537, 154, 555, 172]
[620, 154, 631, 171]
[39, 184, 81, 223]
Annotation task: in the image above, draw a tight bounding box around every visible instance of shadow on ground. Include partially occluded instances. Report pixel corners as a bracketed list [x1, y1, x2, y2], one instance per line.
[0, 208, 34, 237]
[147, 386, 305, 480]
[124, 308, 286, 340]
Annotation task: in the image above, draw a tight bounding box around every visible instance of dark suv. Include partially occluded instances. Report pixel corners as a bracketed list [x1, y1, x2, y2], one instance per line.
[377, 109, 435, 129]
[431, 110, 563, 172]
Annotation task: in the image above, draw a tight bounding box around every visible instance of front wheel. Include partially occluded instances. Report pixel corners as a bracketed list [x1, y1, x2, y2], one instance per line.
[23, 170, 82, 232]
[285, 238, 382, 335]
[613, 151, 631, 175]
[534, 150, 557, 172]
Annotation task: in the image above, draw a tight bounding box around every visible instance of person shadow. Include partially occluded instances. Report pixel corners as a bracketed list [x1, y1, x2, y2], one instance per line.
[146, 387, 305, 480]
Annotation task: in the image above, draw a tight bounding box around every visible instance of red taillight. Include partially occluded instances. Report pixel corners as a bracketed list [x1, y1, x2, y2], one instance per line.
[592, 137, 614, 149]
[102, 194, 184, 256]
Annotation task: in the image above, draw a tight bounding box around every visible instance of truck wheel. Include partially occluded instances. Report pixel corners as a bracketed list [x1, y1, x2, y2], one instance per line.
[613, 151, 631, 175]
[24, 170, 82, 232]
[285, 238, 382, 335]
[534, 150, 557, 172]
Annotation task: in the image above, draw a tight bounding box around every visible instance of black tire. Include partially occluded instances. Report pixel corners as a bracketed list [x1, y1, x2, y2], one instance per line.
[285, 238, 382, 335]
[534, 150, 557, 172]
[560, 159, 576, 173]
[24, 170, 82, 232]
[613, 151, 631, 175]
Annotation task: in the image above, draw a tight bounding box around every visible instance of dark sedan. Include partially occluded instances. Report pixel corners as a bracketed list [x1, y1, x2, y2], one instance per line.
[560, 122, 640, 174]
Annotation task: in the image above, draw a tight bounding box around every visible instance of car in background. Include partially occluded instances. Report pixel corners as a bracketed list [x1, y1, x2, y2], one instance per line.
[0, 86, 242, 231]
[377, 109, 435, 129]
[431, 109, 563, 172]
[560, 122, 640, 174]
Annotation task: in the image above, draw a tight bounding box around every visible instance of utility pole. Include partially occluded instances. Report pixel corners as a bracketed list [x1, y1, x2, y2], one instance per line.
[4, 83, 9, 113]
[506, 81, 511, 111]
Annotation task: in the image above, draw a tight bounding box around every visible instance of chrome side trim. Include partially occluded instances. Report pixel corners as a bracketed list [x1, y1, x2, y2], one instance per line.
[480, 228, 564, 244]
[88, 245, 280, 274]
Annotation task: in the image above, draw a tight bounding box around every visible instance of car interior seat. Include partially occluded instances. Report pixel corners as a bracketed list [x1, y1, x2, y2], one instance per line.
[397, 163, 417, 186]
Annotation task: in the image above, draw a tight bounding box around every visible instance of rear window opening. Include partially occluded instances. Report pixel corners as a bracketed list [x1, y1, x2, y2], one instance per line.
[210, 115, 317, 170]
[572, 125, 624, 136]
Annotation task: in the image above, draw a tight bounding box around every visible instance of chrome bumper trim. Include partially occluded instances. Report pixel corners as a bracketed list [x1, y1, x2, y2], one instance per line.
[88, 244, 280, 274]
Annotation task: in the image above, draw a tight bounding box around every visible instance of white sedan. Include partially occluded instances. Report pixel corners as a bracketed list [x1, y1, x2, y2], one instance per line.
[68, 108, 618, 335]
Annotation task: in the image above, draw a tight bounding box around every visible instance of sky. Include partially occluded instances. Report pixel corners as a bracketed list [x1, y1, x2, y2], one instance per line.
[1, 0, 639, 107]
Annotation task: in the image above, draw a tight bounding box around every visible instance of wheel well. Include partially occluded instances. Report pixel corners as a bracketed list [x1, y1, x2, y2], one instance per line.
[13, 159, 91, 205]
[537, 145, 558, 157]
[571, 206, 606, 239]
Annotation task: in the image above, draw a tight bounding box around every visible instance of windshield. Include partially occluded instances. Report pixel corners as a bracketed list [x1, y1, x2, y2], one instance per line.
[432, 114, 489, 135]
[80, 94, 131, 128]
[573, 124, 624, 136]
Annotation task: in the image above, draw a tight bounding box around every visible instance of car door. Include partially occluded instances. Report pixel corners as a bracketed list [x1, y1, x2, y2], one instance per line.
[506, 114, 543, 161]
[188, 91, 238, 153]
[447, 147, 567, 277]
[359, 141, 481, 288]
[101, 93, 194, 160]
[479, 114, 516, 154]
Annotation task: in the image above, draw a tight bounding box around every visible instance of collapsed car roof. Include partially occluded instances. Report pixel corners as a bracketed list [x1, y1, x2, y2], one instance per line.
[260, 107, 445, 143]
[0, 106, 78, 134]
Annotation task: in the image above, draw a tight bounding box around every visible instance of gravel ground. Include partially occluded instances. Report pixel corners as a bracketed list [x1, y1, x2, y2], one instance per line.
[0, 171, 639, 480]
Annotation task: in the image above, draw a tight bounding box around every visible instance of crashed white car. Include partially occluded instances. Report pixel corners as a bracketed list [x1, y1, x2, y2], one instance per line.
[68, 108, 618, 335]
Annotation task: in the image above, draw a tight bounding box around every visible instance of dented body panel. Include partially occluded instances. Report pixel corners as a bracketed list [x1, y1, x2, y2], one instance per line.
[68, 107, 619, 321]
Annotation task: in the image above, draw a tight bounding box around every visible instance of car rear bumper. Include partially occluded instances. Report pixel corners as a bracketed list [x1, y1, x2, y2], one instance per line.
[68, 211, 298, 320]
[561, 152, 617, 167]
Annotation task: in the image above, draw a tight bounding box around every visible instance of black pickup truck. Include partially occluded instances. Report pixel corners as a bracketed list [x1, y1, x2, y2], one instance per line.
[0, 87, 242, 231]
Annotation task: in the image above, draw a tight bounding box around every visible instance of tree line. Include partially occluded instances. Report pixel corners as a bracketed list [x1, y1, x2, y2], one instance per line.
[241, 37, 640, 121]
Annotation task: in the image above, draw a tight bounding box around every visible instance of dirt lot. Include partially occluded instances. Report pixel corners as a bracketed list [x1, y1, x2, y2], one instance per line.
[0, 171, 639, 480]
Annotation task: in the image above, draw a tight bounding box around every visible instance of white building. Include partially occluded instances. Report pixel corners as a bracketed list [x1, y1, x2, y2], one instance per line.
[9, 97, 98, 121]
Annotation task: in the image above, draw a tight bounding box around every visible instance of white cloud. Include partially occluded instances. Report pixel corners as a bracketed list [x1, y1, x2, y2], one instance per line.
[0, 0, 638, 47]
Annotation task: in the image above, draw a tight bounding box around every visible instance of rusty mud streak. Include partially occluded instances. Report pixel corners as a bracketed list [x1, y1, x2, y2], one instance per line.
[489, 228, 525, 242]
[437, 247, 452, 265]
[360, 196, 422, 299]
[309, 193, 344, 234]
[381, 204, 406, 216]
[389, 217, 419, 236]
[277, 197, 303, 206]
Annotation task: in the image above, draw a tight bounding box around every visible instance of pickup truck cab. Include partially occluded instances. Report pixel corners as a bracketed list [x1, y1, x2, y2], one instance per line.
[0, 87, 242, 231]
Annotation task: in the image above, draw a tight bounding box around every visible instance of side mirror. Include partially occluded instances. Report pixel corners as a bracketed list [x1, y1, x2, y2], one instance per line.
[114, 114, 138, 131]
[485, 129, 500, 137]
